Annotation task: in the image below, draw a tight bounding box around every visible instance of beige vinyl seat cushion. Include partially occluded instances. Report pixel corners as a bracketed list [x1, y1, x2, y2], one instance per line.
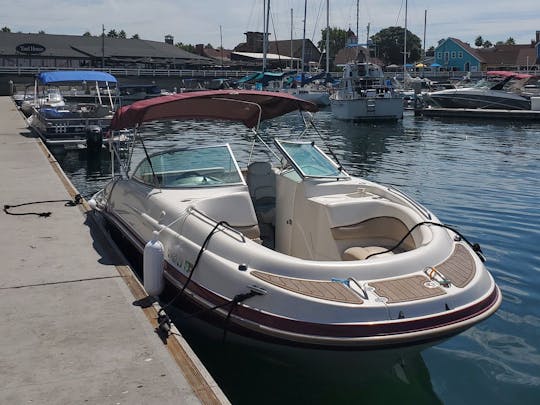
[342, 246, 394, 261]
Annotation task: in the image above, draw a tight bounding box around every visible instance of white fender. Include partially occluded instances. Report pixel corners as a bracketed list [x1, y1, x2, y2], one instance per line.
[143, 231, 165, 296]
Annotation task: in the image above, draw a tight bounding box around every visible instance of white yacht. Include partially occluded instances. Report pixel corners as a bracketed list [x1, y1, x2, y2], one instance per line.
[330, 62, 404, 121]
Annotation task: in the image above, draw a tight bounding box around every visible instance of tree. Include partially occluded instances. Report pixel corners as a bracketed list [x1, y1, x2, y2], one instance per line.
[370, 26, 421, 65]
[83, 31, 92, 36]
[131, 33, 140, 39]
[106, 29, 118, 38]
[1, 26, 11, 32]
[474, 36, 483, 47]
[119, 30, 126, 39]
[425, 46, 435, 57]
[176, 42, 196, 53]
[318, 27, 348, 70]
[38, 30, 45, 34]
[482, 40, 493, 48]
[505, 37, 515, 45]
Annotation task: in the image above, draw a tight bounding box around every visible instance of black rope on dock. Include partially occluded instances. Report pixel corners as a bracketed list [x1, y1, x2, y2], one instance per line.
[3, 194, 84, 217]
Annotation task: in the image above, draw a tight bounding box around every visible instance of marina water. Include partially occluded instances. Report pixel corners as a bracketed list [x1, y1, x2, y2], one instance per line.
[55, 109, 540, 404]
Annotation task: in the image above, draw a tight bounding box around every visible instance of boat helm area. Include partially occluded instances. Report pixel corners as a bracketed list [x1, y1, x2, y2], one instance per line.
[117, 127, 433, 264]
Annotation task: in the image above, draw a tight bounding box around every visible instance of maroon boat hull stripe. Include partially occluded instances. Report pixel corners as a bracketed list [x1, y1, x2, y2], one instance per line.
[164, 261, 500, 339]
[106, 211, 500, 341]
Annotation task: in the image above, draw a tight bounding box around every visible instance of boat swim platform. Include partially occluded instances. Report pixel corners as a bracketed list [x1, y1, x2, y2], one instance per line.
[417, 106, 540, 120]
[0, 96, 229, 404]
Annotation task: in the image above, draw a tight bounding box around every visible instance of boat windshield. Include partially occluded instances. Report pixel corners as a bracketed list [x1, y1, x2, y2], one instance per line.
[275, 140, 348, 179]
[132, 144, 244, 188]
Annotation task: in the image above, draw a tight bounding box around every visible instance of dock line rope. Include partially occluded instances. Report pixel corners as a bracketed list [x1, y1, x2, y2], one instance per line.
[364, 221, 485, 262]
[158, 290, 262, 342]
[154, 219, 265, 342]
[3, 194, 84, 217]
[158, 220, 230, 315]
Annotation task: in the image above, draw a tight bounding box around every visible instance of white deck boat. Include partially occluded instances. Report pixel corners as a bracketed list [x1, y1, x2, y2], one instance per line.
[330, 62, 403, 121]
[90, 90, 500, 350]
[424, 72, 532, 110]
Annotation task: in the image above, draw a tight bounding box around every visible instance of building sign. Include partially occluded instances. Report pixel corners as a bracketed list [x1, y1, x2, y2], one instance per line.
[16, 43, 46, 55]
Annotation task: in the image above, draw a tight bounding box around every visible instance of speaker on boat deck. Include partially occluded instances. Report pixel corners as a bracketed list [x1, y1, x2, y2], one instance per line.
[85, 125, 103, 152]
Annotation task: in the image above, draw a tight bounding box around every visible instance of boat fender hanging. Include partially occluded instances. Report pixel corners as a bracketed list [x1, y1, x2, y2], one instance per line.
[144, 231, 165, 297]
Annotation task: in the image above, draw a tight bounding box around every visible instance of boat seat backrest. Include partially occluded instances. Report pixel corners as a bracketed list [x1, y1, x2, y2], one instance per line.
[247, 161, 276, 225]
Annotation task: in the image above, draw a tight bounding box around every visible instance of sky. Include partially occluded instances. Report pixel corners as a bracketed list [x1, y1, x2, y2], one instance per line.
[2, 0, 539, 50]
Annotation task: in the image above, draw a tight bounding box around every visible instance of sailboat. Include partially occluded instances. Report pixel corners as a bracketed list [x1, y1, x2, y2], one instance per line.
[278, 0, 331, 106]
[329, 1, 403, 121]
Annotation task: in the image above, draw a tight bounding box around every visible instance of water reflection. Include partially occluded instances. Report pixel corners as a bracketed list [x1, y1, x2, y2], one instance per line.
[169, 306, 442, 405]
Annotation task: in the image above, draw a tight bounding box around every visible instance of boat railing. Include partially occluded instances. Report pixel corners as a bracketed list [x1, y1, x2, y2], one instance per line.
[0, 66, 263, 79]
[187, 207, 247, 243]
[387, 187, 432, 220]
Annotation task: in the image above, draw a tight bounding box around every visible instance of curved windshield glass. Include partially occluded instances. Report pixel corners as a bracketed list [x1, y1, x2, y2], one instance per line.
[132, 145, 244, 187]
[275, 140, 348, 179]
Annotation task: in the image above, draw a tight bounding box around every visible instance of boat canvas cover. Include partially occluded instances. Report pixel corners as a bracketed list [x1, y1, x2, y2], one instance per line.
[110, 90, 318, 130]
[37, 71, 118, 84]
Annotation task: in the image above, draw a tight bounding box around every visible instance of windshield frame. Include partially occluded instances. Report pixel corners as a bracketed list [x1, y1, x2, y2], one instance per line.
[131, 143, 246, 188]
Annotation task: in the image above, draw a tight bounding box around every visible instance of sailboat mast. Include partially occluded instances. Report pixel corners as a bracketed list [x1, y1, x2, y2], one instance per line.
[326, 0, 330, 74]
[354, 0, 359, 61]
[263, 0, 270, 71]
[403, 0, 408, 79]
[290, 8, 294, 69]
[422, 9, 427, 76]
[301, 0, 307, 77]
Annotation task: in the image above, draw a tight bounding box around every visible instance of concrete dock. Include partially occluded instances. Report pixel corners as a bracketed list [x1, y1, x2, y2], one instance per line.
[0, 96, 229, 404]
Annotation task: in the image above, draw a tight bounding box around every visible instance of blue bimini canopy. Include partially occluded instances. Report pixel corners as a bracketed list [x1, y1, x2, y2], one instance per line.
[37, 70, 118, 84]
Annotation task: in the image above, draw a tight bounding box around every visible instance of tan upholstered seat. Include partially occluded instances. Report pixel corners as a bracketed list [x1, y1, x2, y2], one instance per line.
[342, 246, 393, 261]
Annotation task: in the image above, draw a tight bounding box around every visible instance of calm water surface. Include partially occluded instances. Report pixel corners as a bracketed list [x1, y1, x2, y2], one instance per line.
[56, 109, 540, 404]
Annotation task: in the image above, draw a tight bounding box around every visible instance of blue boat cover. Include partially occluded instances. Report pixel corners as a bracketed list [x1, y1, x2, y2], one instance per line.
[37, 71, 118, 84]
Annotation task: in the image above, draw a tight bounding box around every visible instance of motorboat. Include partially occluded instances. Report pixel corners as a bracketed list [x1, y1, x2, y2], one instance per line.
[424, 72, 532, 110]
[119, 83, 170, 105]
[330, 62, 403, 121]
[20, 85, 65, 117]
[90, 90, 501, 350]
[27, 70, 122, 150]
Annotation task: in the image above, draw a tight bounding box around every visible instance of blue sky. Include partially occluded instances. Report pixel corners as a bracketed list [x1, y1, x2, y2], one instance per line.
[2, 0, 539, 50]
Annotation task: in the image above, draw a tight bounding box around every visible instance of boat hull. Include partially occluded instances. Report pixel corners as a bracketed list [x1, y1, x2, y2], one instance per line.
[330, 97, 403, 121]
[424, 88, 531, 110]
[101, 205, 501, 351]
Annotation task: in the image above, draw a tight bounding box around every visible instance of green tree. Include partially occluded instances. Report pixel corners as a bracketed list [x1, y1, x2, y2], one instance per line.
[119, 30, 127, 39]
[107, 29, 118, 38]
[474, 36, 483, 47]
[318, 27, 348, 70]
[370, 26, 421, 65]
[176, 42, 196, 53]
[83, 31, 92, 36]
[482, 40, 493, 48]
[131, 33, 140, 39]
[2, 26, 11, 32]
[38, 30, 45, 34]
[505, 37, 515, 45]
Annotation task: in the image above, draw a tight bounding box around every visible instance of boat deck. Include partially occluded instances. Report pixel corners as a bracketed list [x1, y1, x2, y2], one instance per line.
[251, 243, 476, 305]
